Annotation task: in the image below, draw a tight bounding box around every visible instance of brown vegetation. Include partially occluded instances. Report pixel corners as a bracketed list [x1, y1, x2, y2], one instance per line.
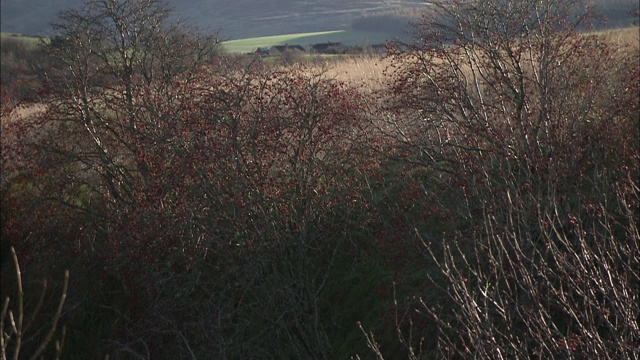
[2, 0, 638, 358]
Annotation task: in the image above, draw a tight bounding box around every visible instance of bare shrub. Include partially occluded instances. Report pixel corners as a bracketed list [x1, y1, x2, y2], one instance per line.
[422, 188, 639, 358]
[1, 247, 69, 360]
[363, 0, 640, 357]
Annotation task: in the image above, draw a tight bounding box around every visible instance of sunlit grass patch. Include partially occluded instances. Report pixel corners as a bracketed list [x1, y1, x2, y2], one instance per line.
[222, 30, 393, 53]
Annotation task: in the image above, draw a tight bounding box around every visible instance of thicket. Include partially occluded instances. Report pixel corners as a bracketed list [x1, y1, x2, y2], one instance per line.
[368, 0, 639, 357]
[2, 0, 638, 358]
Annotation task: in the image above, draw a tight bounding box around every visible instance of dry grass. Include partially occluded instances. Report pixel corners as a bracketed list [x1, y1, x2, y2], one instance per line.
[317, 26, 639, 93]
[595, 26, 640, 48]
[2, 103, 46, 126]
[313, 55, 392, 93]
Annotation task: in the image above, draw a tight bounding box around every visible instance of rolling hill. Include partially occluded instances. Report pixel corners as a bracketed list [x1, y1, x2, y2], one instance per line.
[1, 0, 637, 43]
[1, 0, 425, 40]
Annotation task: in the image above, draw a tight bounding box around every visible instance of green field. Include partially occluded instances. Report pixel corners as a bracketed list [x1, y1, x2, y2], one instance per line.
[222, 29, 396, 53]
[1, 29, 394, 54]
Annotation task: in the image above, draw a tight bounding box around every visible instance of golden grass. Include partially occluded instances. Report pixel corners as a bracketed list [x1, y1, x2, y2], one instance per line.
[318, 26, 639, 93]
[595, 26, 640, 48]
[2, 103, 46, 126]
[311, 55, 392, 93]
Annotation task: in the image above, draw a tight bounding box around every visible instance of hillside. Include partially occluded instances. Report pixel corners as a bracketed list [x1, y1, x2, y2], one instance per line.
[1, 0, 425, 40]
[1, 0, 636, 40]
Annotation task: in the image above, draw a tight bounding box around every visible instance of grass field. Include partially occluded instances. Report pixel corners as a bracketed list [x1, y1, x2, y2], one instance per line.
[597, 26, 640, 46]
[0, 32, 47, 46]
[1, 29, 393, 54]
[222, 29, 398, 53]
[319, 55, 391, 92]
[1, 32, 44, 40]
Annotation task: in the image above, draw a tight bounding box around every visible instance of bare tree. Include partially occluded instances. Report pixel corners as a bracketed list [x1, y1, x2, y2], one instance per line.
[364, 0, 640, 357]
[39, 0, 219, 206]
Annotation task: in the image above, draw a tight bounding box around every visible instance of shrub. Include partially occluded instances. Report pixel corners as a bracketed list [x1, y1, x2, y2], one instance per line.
[1, 247, 68, 359]
[364, 0, 640, 357]
[2, 55, 381, 357]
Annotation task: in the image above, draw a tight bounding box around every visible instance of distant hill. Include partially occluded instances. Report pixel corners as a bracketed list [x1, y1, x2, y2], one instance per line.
[0, 0, 425, 40]
[1, 0, 637, 40]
